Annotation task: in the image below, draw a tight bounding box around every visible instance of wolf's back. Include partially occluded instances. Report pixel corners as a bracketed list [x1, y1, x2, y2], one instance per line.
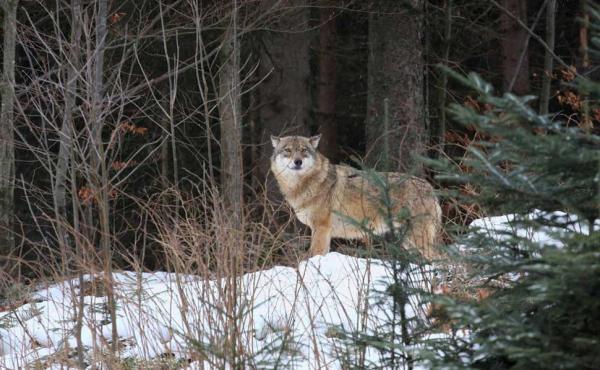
[391, 175, 441, 260]
[331, 168, 442, 259]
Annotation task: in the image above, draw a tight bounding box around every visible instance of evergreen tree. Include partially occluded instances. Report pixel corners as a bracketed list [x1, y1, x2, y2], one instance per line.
[418, 67, 600, 368]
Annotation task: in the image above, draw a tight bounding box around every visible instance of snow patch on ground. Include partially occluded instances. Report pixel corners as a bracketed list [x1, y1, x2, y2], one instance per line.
[0, 253, 433, 369]
[468, 210, 594, 246]
[2, 211, 587, 369]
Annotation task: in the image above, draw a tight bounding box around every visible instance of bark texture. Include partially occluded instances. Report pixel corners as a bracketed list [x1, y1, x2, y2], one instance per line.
[90, 0, 118, 356]
[219, 4, 244, 222]
[0, 0, 19, 265]
[366, 0, 426, 173]
[539, 0, 556, 115]
[54, 0, 81, 250]
[500, 0, 530, 94]
[436, 0, 452, 157]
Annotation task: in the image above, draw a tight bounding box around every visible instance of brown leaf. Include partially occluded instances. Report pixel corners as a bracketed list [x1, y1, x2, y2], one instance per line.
[111, 161, 129, 171]
[560, 65, 577, 82]
[109, 12, 126, 25]
[119, 121, 148, 136]
[78, 187, 94, 205]
[557, 91, 582, 111]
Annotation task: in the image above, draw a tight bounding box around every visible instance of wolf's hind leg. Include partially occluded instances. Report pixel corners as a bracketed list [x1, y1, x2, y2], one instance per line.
[310, 225, 332, 256]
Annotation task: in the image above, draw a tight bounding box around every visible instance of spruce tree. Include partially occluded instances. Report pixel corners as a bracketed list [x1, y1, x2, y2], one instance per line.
[419, 67, 600, 369]
[335, 4, 600, 369]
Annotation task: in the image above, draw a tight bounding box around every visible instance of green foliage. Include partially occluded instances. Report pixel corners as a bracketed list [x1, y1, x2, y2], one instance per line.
[332, 167, 435, 369]
[419, 68, 600, 369]
[434, 69, 599, 223]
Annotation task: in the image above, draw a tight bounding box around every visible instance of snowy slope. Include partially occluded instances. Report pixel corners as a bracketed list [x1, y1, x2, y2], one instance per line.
[0, 211, 584, 369]
[0, 253, 433, 369]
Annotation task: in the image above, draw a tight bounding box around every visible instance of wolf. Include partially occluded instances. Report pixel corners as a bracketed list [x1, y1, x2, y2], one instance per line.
[270, 134, 442, 259]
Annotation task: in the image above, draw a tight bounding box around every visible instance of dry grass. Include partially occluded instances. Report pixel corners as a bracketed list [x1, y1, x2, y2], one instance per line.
[0, 174, 445, 369]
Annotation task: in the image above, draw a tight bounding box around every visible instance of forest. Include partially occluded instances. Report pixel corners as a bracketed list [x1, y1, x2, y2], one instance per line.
[0, 0, 598, 369]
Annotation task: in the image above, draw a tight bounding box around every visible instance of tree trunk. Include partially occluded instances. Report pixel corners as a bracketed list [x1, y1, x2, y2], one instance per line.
[436, 0, 452, 157]
[257, 0, 311, 181]
[317, 4, 337, 162]
[539, 0, 556, 115]
[500, 0, 530, 94]
[366, 0, 426, 173]
[580, 0, 592, 132]
[219, 2, 243, 225]
[160, 126, 170, 188]
[218, 7, 244, 365]
[0, 0, 18, 271]
[92, 0, 110, 269]
[90, 0, 118, 356]
[54, 0, 81, 254]
[580, 0, 590, 69]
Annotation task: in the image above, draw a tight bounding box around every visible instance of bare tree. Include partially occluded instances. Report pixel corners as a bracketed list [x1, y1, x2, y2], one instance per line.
[0, 0, 18, 272]
[84, 0, 120, 356]
[218, 5, 245, 363]
[53, 0, 82, 256]
[219, 1, 244, 226]
[366, 0, 426, 172]
[4, 0, 299, 363]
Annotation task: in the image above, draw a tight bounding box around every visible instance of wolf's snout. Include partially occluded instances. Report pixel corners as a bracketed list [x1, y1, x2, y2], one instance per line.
[293, 159, 303, 167]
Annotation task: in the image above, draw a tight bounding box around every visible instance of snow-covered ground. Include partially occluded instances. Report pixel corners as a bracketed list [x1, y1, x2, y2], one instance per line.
[0, 211, 588, 369]
[469, 210, 594, 246]
[0, 253, 434, 370]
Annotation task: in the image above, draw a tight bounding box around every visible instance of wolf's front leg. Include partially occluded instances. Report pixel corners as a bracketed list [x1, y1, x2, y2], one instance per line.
[309, 225, 332, 256]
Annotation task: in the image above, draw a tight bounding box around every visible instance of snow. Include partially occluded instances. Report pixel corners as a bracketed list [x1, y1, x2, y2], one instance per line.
[0, 253, 433, 369]
[468, 210, 595, 247]
[1, 211, 588, 369]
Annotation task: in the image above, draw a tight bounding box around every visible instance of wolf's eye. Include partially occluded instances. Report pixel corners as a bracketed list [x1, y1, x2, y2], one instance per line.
[283, 148, 292, 155]
[301, 147, 308, 153]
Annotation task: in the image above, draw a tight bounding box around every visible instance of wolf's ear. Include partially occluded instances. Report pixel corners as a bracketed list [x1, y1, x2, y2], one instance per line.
[309, 134, 321, 148]
[271, 135, 280, 148]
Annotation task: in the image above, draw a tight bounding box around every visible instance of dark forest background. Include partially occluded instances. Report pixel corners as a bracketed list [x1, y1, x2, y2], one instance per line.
[0, 0, 597, 278]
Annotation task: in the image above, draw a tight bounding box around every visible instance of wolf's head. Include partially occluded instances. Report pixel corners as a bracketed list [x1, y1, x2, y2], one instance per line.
[270, 134, 321, 176]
